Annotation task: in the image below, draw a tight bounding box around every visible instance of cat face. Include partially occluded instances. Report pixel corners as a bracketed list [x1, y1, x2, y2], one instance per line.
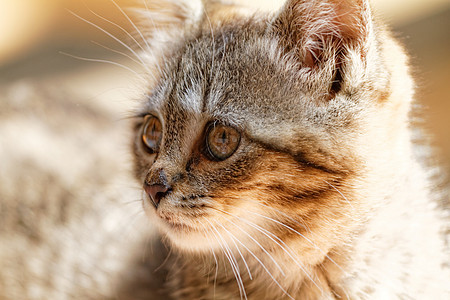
[132, 0, 397, 263]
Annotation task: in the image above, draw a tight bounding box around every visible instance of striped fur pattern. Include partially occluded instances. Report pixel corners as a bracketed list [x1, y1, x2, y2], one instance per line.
[0, 0, 448, 299]
[131, 0, 449, 299]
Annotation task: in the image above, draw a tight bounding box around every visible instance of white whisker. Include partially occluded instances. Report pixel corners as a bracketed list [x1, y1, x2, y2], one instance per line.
[212, 219, 295, 300]
[324, 180, 354, 210]
[210, 32, 228, 91]
[241, 209, 346, 274]
[215, 207, 325, 295]
[59, 52, 141, 77]
[241, 198, 311, 233]
[213, 221, 253, 280]
[213, 222, 254, 300]
[67, 10, 150, 73]
[86, 6, 148, 54]
[120, 198, 142, 206]
[154, 246, 172, 273]
[109, 0, 152, 52]
[232, 222, 285, 276]
[137, 1, 166, 76]
[111, 0, 165, 79]
[90, 40, 144, 67]
[205, 219, 247, 300]
[199, 223, 219, 297]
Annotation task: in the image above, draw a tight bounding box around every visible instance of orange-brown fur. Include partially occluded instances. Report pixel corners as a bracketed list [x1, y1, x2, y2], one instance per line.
[0, 0, 448, 299]
[130, 0, 450, 299]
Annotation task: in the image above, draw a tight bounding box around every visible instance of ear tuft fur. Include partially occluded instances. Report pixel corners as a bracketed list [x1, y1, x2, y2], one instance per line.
[131, 0, 204, 55]
[271, 0, 372, 68]
[135, 0, 203, 31]
[127, 0, 204, 82]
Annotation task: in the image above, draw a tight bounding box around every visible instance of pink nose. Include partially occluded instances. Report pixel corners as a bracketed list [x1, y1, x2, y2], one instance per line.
[144, 182, 170, 208]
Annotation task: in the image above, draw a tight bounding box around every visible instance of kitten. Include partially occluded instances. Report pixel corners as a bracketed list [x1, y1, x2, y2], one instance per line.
[131, 0, 450, 299]
[0, 0, 449, 299]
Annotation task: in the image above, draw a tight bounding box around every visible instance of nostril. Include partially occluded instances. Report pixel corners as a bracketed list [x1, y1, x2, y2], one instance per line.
[143, 182, 170, 208]
[154, 191, 166, 204]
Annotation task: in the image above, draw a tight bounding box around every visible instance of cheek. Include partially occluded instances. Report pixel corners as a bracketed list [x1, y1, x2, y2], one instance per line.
[137, 145, 359, 261]
[204, 152, 356, 259]
[185, 146, 261, 193]
[211, 152, 336, 210]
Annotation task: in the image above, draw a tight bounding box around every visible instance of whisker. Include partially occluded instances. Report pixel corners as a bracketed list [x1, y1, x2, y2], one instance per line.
[91, 40, 143, 66]
[137, 0, 167, 76]
[213, 221, 247, 300]
[239, 198, 311, 233]
[205, 219, 247, 300]
[233, 223, 285, 276]
[120, 198, 142, 206]
[241, 198, 344, 260]
[240, 209, 346, 274]
[142, 220, 153, 262]
[324, 180, 354, 210]
[214, 221, 253, 281]
[213, 222, 254, 300]
[215, 207, 325, 295]
[210, 32, 228, 92]
[66, 10, 150, 73]
[109, 0, 152, 52]
[199, 223, 219, 296]
[110, 0, 166, 79]
[86, 5, 148, 54]
[60, 52, 141, 77]
[211, 219, 295, 300]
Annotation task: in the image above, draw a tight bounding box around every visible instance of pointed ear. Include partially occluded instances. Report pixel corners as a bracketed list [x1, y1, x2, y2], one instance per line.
[270, 0, 372, 68]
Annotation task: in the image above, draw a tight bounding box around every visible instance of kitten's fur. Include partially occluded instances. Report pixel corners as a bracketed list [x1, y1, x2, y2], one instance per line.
[0, 0, 449, 299]
[131, 0, 450, 298]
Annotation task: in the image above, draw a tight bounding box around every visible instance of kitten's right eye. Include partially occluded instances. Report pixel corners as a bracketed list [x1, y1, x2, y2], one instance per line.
[142, 115, 162, 153]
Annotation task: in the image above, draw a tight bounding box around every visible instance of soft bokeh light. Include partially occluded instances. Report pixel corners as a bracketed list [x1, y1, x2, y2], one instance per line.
[0, 0, 59, 65]
[0, 0, 448, 65]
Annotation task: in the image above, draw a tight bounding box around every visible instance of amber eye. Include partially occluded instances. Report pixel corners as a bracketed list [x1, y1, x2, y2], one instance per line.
[142, 115, 162, 153]
[206, 124, 241, 161]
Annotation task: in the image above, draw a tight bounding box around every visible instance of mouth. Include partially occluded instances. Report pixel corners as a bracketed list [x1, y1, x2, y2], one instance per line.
[159, 215, 193, 231]
[141, 191, 211, 231]
[153, 205, 206, 233]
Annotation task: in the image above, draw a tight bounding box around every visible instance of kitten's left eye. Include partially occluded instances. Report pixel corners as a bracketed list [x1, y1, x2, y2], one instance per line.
[142, 115, 162, 153]
[206, 124, 241, 161]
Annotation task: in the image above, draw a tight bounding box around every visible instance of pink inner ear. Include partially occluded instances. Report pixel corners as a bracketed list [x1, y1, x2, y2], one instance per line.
[273, 0, 369, 68]
[304, 50, 315, 68]
[331, 0, 366, 42]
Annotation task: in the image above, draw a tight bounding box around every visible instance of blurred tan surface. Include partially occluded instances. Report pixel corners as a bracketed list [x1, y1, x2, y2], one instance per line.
[0, 0, 58, 65]
[0, 0, 449, 65]
[0, 0, 139, 65]
[0, 0, 449, 173]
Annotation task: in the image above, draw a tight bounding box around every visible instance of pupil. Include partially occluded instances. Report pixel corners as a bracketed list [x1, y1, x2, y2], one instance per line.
[149, 120, 161, 142]
[151, 124, 157, 137]
[218, 130, 227, 144]
[206, 124, 240, 160]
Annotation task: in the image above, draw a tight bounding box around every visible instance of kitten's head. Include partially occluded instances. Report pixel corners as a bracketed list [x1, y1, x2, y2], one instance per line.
[132, 0, 412, 263]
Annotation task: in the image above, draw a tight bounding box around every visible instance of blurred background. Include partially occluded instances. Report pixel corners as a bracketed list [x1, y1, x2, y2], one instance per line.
[0, 0, 449, 172]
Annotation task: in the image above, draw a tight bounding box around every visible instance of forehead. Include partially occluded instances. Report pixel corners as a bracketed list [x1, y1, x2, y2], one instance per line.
[147, 21, 305, 130]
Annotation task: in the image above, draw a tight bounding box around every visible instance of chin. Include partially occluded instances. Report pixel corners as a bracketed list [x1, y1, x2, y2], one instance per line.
[142, 200, 224, 253]
[163, 226, 219, 252]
